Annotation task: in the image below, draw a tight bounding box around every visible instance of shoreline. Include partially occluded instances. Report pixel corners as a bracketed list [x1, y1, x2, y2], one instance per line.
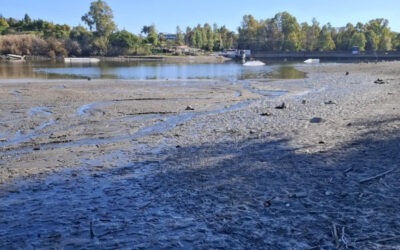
[0, 54, 232, 64]
[0, 62, 399, 248]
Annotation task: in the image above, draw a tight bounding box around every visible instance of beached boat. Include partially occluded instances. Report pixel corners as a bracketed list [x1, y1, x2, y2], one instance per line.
[7, 54, 25, 61]
[243, 60, 265, 66]
[304, 59, 320, 64]
[64, 58, 100, 63]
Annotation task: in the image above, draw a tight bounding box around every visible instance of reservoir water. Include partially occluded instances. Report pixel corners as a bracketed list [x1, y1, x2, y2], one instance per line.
[0, 61, 305, 80]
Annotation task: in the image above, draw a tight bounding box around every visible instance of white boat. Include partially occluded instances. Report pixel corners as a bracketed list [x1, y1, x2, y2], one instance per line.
[304, 59, 320, 64]
[243, 60, 265, 66]
[64, 58, 100, 63]
[7, 54, 25, 61]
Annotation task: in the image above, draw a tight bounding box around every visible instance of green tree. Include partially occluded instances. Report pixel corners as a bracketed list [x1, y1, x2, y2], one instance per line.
[379, 28, 392, 51]
[194, 27, 203, 48]
[91, 36, 108, 55]
[141, 25, 152, 35]
[238, 15, 260, 49]
[81, 0, 115, 37]
[317, 25, 335, 51]
[184, 26, 192, 46]
[273, 12, 301, 51]
[24, 14, 32, 24]
[350, 32, 366, 51]
[365, 30, 379, 51]
[0, 18, 9, 28]
[392, 33, 400, 51]
[147, 25, 158, 45]
[175, 26, 183, 45]
[205, 24, 214, 51]
[300, 18, 320, 51]
[109, 30, 139, 54]
[336, 23, 355, 51]
[70, 25, 93, 55]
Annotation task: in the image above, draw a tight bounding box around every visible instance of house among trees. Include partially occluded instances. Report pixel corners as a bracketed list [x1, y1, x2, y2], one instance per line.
[162, 33, 177, 41]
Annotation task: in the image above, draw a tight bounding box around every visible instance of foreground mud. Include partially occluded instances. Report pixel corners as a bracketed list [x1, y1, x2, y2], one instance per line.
[1, 62, 400, 249]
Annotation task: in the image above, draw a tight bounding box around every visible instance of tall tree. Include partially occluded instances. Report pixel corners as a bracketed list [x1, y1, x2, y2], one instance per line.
[365, 30, 379, 51]
[0, 17, 9, 28]
[175, 26, 183, 46]
[273, 12, 301, 51]
[24, 14, 31, 24]
[81, 0, 115, 37]
[317, 25, 335, 51]
[141, 25, 158, 45]
[350, 32, 366, 51]
[238, 15, 259, 49]
[379, 28, 392, 51]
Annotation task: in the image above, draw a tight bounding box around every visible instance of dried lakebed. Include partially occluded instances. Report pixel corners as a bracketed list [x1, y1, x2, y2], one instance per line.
[1, 62, 400, 249]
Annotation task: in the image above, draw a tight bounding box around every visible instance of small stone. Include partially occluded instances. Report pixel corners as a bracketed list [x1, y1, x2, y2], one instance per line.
[263, 200, 271, 207]
[260, 112, 272, 116]
[275, 102, 287, 109]
[310, 117, 324, 123]
[176, 145, 181, 148]
[374, 78, 386, 84]
[301, 100, 306, 104]
[319, 141, 325, 144]
[324, 100, 336, 105]
[289, 192, 307, 198]
[345, 72, 349, 76]
[0, 138, 7, 142]
[346, 123, 352, 127]
[185, 105, 195, 111]
[33, 146, 41, 151]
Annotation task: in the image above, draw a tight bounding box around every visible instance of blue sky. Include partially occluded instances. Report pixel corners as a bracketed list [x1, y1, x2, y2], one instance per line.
[1, 0, 400, 33]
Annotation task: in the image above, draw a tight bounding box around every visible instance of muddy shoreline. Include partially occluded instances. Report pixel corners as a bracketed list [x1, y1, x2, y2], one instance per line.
[1, 62, 400, 248]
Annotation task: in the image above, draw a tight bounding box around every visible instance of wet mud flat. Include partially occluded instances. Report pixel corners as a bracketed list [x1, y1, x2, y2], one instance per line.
[1, 62, 400, 249]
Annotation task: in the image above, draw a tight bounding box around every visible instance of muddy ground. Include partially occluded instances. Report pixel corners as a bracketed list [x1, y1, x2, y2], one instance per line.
[0, 62, 400, 249]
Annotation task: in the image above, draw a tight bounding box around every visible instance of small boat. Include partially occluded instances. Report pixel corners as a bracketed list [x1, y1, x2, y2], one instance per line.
[304, 59, 320, 64]
[7, 54, 25, 61]
[243, 60, 265, 66]
[64, 58, 100, 63]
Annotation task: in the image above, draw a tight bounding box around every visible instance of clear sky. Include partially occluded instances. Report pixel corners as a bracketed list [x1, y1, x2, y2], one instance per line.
[1, 0, 400, 34]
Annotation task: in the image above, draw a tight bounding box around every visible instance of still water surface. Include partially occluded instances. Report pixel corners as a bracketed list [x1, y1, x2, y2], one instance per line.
[0, 61, 306, 80]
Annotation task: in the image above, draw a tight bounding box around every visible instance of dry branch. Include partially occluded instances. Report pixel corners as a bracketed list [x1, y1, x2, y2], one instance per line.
[359, 169, 394, 184]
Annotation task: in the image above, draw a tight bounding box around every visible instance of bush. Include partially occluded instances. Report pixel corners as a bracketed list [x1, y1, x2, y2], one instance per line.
[64, 39, 82, 56]
[46, 37, 67, 57]
[0, 34, 68, 57]
[90, 37, 108, 56]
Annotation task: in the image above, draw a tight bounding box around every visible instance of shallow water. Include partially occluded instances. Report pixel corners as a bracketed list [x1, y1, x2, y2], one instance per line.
[0, 61, 305, 80]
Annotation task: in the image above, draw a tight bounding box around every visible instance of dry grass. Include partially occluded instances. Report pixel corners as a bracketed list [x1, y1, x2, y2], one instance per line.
[0, 34, 67, 57]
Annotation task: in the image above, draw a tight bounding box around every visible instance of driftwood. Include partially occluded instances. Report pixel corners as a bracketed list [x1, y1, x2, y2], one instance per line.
[332, 223, 339, 247]
[376, 235, 400, 243]
[359, 169, 394, 184]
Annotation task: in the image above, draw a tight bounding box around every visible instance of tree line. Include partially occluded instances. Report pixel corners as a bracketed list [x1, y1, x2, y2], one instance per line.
[238, 12, 400, 52]
[0, 1, 399, 57]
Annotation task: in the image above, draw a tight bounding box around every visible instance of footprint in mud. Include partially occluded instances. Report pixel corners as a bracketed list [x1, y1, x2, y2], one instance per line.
[75, 102, 111, 117]
[29, 107, 53, 117]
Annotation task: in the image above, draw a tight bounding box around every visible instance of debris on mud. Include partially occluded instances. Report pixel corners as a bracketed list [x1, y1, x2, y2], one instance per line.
[310, 117, 324, 123]
[275, 102, 287, 109]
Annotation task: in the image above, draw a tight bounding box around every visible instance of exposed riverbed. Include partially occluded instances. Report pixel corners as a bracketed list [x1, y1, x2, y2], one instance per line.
[0, 61, 400, 249]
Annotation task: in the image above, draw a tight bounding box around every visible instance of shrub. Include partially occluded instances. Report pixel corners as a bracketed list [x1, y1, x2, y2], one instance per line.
[0, 34, 68, 57]
[46, 37, 67, 57]
[64, 39, 82, 56]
